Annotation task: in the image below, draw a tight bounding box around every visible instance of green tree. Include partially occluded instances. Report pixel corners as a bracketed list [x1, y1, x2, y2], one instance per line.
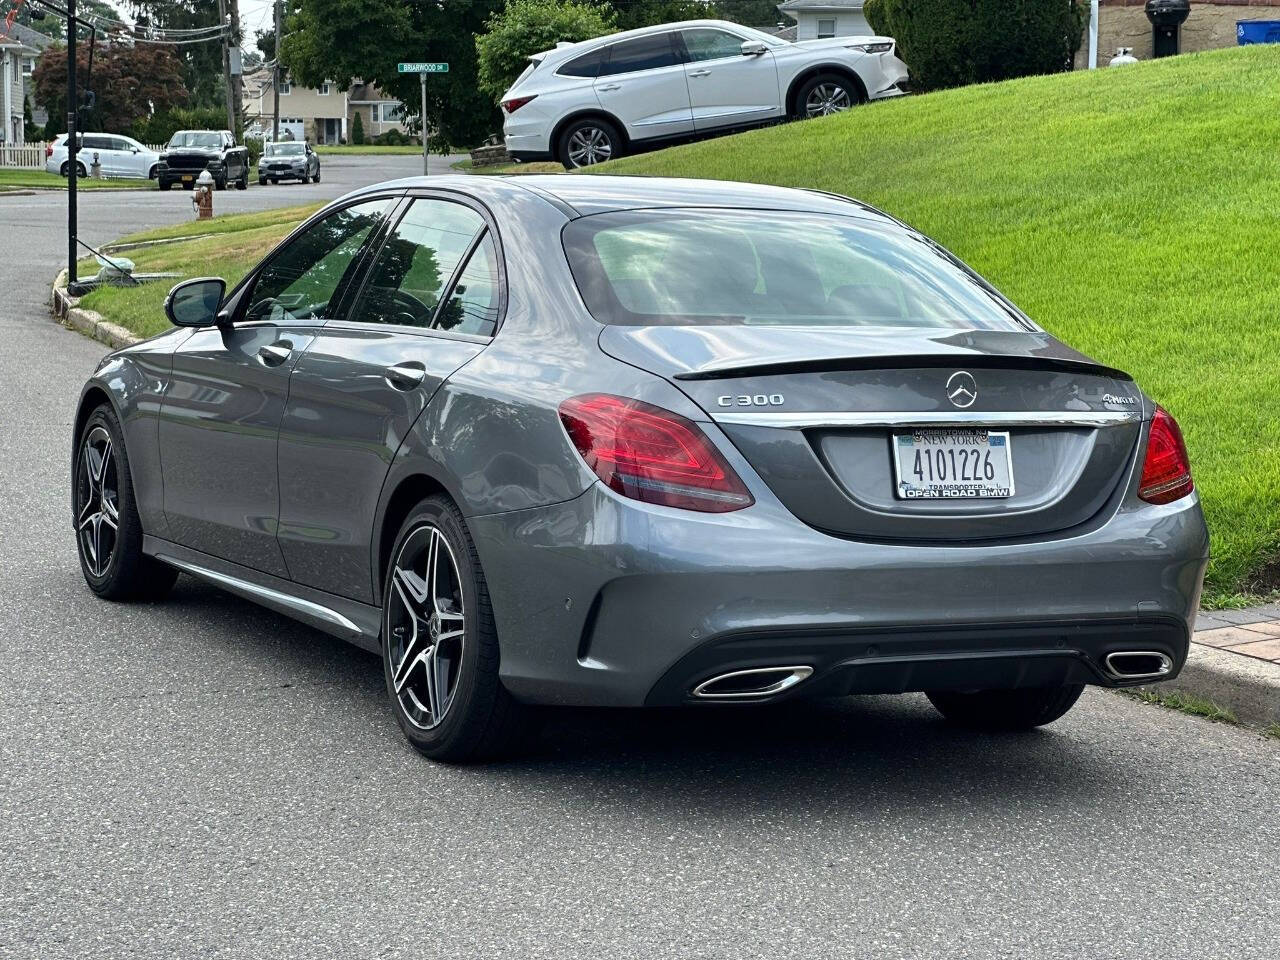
[870, 0, 1085, 92]
[23, 96, 41, 142]
[476, 0, 615, 102]
[281, 0, 505, 153]
[125, 1, 231, 109]
[351, 108, 365, 145]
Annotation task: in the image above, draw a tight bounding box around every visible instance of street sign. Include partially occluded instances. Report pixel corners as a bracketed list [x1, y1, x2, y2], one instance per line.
[398, 62, 449, 74]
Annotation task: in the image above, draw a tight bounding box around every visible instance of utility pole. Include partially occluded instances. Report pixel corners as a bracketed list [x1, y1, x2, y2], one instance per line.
[217, 0, 235, 135]
[227, 0, 243, 139]
[66, 0, 77, 285]
[272, 0, 281, 143]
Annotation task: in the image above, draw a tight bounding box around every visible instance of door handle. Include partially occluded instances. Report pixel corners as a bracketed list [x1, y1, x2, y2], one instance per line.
[385, 361, 427, 391]
[598, 83, 622, 92]
[688, 69, 711, 78]
[257, 340, 293, 367]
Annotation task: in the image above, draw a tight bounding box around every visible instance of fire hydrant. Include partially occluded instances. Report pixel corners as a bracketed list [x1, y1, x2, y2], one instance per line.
[192, 169, 215, 220]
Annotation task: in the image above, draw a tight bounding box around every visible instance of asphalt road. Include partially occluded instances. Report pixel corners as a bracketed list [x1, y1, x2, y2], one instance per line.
[2, 157, 1279, 959]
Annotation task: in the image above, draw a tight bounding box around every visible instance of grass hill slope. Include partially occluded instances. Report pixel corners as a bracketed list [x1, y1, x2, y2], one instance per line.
[595, 46, 1280, 605]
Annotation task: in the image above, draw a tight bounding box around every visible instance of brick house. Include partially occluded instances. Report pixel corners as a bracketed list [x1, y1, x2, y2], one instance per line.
[1080, 0, 1280, 67]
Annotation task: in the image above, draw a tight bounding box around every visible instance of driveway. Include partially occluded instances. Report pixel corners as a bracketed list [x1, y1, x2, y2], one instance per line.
[1, 156, 1278, 959]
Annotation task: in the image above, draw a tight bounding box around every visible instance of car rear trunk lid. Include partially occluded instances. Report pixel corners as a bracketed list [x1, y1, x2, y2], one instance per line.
[599, 325, 1145, 541]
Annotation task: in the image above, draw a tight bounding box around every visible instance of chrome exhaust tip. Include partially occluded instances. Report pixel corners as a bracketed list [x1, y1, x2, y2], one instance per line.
[691, 665, 814, 700]
[1104, 650, 1174, 681]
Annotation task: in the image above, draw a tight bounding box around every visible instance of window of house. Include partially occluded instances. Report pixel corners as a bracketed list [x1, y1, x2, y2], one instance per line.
[816, 18, 837, 39]
[279, 81, 292, 95]
[318, 82, 331, 95]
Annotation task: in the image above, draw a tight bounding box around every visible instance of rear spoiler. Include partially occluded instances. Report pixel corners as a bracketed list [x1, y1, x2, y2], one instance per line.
[672, 354, 1134, 383]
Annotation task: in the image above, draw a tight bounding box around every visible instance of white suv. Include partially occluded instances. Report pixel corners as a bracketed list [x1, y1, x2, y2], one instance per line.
[501, 19, 909, 168]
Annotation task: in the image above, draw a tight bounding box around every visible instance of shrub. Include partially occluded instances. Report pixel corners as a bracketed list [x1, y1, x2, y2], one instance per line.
[373, 128, 409, 146]
[351, 110, 365, 145]
[244, 137, 264, 166]
[475, 0, 616, 102]
[129, 107, 229, 147]
[873, 0, 1086, 92]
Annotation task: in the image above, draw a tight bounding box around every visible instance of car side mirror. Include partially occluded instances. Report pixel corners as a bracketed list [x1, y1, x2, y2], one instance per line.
[741, 40, 767, 57]
[132, 147, 140, 153]
[165, 277, 226, 328]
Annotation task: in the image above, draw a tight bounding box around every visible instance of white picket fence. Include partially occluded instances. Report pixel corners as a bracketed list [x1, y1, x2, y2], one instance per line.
[0, 142, 49, 169]
[0, 141, 165, 170]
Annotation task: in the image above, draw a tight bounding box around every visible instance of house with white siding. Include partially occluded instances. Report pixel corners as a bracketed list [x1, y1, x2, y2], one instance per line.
[776, 0, 872, 40]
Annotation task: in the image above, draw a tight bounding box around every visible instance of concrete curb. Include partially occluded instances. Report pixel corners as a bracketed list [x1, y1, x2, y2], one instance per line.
[50, 272, 142, 350]
[1142, 641, 1280, 729]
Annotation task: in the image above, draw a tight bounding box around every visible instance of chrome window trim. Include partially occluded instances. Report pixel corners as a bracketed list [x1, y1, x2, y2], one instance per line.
[711, 410, 1142, 429]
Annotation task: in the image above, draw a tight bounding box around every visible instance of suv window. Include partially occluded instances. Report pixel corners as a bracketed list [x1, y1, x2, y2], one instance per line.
[681, 29, 746, 62]
[243, 199, 390, 324]
[558, 46, 608, 78]
[353, 198, 487, 329]
[82, 135, 111, 151]
[598, 33, 679, 76]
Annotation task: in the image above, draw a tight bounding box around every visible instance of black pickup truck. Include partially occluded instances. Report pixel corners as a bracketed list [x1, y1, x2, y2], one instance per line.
[156, 129, 250, 191]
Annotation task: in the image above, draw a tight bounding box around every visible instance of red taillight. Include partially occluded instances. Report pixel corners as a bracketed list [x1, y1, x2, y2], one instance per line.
[559, 394, 754, 513]
[1139, 407, 1194, 505]
[502, 95, 537, 114]
[46, 143, 53, 158]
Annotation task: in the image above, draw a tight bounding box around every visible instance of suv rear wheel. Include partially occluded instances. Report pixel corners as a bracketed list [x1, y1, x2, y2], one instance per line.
[557, 117, 623, 169]
[927, 685, 1085, 730]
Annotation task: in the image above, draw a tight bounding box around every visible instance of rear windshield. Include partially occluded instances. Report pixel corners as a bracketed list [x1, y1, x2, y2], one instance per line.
[562, 210, 1030, 331]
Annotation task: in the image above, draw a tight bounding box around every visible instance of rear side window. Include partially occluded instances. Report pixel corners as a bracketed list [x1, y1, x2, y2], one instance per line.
[563, 210, 1029, 332]
[558, 47, 608, 78]
[598, 34, 679, 76]
[82, 135, 111, 151]
[353, 198, 487, 330]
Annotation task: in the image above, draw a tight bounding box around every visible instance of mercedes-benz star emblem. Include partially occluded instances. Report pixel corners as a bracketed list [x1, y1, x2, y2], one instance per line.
[946, 371, 977, 408]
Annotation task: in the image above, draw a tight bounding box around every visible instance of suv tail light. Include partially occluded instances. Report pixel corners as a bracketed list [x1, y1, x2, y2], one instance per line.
[502, 95, 537, 114]
[559, 394, 754, 513]
[46, 143, 54, 158]
[1138, 407, 1194, 505]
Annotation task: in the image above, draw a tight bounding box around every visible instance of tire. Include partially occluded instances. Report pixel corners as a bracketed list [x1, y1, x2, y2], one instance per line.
[927, 685, 1085, 731]
[381, 496, 527, 762]
[258, 177, 267, 186]
[301, 173, 310, 184]
[236, 171, 248, 190]
[312, 169, 320, 183]
[158, 180, 172, 191]
[556, 117, 624, 169]
[792, 72, 865, 120]
[148, 165, 159, 180]
[270, 178, 278, 185]
[73, 404, 178, 602]
[60, 161, 87, 178]
[215, 176, 227, 191]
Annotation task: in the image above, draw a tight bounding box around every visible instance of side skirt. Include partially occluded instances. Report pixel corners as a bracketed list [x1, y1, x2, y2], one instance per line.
[143, 536, 383, 653]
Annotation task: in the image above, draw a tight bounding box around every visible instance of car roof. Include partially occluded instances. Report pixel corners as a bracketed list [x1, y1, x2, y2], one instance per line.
[345, 175, 897, 223]
[531, 19, 770, 64]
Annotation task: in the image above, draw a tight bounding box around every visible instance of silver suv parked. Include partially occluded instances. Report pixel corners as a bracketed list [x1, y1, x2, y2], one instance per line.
[501, 19, 909, 168]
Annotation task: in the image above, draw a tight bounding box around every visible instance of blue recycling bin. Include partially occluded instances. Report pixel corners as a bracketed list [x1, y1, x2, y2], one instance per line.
[1238, 19, 1280, 44]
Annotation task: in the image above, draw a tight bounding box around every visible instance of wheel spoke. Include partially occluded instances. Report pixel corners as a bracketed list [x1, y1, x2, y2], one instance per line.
[422, 645, 443, 721]
[101, 497, 119, 530]
[94, 437, 112, 488]
[90, 514, 104, 576]
[392, 564, 429, 607]
[77, 501, 98, 531]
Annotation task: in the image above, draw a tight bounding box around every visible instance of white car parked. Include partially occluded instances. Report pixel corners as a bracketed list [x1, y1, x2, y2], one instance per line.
[502, 19, 909, 168]
[45, 133, 161, 180]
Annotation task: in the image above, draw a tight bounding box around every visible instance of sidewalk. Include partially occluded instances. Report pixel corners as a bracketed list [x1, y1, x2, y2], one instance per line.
[1156, 603, 1280, 729]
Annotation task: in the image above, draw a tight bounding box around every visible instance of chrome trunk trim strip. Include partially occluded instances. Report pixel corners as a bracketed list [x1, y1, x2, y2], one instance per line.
[711, 410, 1142, 429]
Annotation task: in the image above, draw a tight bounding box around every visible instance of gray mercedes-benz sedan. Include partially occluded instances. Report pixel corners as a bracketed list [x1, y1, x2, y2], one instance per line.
[72, 175, 1208, 761]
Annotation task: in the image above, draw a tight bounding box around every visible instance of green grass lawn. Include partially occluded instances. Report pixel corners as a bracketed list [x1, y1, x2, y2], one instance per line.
[592, 45, 1280, 606]
[0, 169, 150, 191]
[450, 158, 565, 176]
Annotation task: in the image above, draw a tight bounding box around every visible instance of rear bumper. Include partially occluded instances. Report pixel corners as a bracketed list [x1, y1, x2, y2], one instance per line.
[470, 482, 1209, 708]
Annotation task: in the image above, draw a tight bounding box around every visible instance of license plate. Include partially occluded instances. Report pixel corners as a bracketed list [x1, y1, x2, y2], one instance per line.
[893, 429, 1014, 499]
[181, 175, 193, 183]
